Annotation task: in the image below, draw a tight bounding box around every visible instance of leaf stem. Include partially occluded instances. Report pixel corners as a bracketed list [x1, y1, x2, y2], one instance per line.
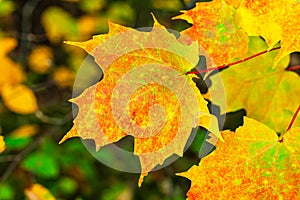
[287, 65, 300, 71]
[287, 105, 300, 131]
[186, 46, 281, 75]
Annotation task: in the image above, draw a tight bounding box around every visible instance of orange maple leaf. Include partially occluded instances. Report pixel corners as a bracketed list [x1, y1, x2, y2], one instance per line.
[173, 0, 249, 66]
[178, 117, 300, 199]
[60, 16, 221, 186]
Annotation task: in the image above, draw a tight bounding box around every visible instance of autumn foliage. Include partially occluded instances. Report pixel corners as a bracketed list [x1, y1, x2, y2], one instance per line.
[0, 0, 299, 199]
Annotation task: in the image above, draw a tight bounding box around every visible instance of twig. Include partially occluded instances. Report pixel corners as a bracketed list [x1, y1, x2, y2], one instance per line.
[287, 105, 300, 131]
[0, 155, 18, 163]
[287, 65, 300, 71]
[29, 80, 56, 92]
[0, 126, 61, 184]
[186, 46, 281, 75]
[18, 0, 42, 64]
[35, 110, 73, 125]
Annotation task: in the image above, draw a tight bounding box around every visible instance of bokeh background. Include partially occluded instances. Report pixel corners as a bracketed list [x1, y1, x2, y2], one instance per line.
[2, 0, 299, 199]
[0, 0, 214, 199]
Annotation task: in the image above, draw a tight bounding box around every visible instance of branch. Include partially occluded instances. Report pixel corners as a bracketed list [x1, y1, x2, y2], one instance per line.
[287, 105, 300, 131]
[35, 110, 72, 125]
[186, 46, 281, 75]
[0, 126, 61, 184]
[287, 65, 300, 71]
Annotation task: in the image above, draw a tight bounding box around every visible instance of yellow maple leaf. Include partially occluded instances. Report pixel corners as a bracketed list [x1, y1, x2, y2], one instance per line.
[173, 0, 249, 66]
[1, 84, 38, 114]
[60, 16, 221, 186]
[237, 0, 299, 66]
[178, 117, 300, 199]
[237, 0, 292, 47]
[25, 183, 55, 200]
[209, 36, 300, 133]
[0, 135, 5, 153]
[0, 38, 25, 91]
[274, 3, 300, 66]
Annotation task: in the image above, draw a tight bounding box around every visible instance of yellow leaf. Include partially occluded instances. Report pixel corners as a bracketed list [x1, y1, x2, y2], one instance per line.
[237, 0, 299, 66]
[61, 16, 220, 186]
[0, 38, 25, 91]
[52, 66, 75, 88]
[10, 124, 39, 138]
[0, 135, 5, 153]
[209, 36, 300, 133]
[1, 84, 38, 114]
[178, 117, 300, 199]
[237, 0, 290, 48]
[173, 0, 249, 66]
[25, 184, 55, 200]
[274, 3, 300, 66]
[28, 46, 53, 74]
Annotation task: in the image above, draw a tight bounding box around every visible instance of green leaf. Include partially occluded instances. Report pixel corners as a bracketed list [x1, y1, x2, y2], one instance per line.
[22, 152, 59, 178]
[53, 177, 78, 195]
[189, 128, 206, 153]
[5, 136, 31, 150]
[0, 184, 14, 199]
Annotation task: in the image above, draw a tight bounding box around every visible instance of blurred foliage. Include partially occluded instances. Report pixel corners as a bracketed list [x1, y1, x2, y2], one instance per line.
[0, 0, 213, 199]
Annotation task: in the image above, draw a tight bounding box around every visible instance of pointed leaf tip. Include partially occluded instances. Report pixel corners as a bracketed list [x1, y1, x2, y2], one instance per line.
[59, 126, 79, 144]
[138, 172, 148, 187]
[150, 13, 163, 28]
[64, 40, 91, 53]
[150, 12, 157, 22]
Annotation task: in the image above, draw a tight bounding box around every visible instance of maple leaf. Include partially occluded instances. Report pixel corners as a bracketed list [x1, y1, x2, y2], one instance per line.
[274, 2, 300, 66]
[173, 0, 249, 66]
[209, 36, 300, 133]
[237, 0, 300, 66]
[237, 0, 291, 48]
[178, 117, 300, 199]
[60, 16, 220, 186]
